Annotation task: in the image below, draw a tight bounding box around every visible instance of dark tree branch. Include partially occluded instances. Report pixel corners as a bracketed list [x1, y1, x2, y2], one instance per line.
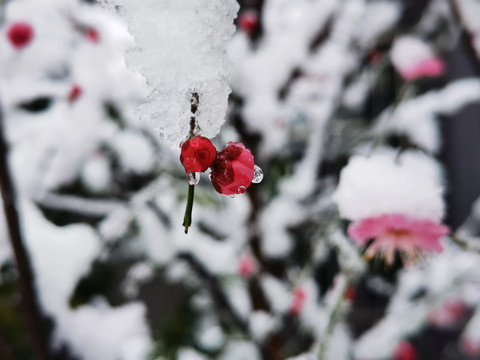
[0, 105, 52, 360]
[177, 252, 249, 334]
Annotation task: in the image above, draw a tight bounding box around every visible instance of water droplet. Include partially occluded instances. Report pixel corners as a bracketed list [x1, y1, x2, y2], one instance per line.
[238, 186, 246, 194]
[252, 165, 263, 184]
[187, 172, 200, 185]
[230, 194, 236, 198]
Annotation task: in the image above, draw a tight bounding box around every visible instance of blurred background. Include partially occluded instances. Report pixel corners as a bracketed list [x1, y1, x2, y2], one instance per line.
[1, 0, 480, 359]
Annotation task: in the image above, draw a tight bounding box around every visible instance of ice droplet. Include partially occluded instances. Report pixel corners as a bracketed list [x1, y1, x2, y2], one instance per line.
[252, 165, 264, 184]
[187, 172, 200, 185]
[238, 186, 246, 194]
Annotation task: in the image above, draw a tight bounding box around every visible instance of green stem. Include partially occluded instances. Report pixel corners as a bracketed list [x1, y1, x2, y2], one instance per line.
[183, 184, 195, 234]
[318, 282, 348, 360]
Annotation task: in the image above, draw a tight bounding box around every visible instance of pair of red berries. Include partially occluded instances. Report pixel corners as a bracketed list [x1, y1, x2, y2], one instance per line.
[180, 136, 256, 196]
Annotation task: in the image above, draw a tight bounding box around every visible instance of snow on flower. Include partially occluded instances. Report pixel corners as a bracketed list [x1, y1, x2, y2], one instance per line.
[333, 149, 448, 262]
[333, 149, 445, 222]
[390, 36, 445, 81]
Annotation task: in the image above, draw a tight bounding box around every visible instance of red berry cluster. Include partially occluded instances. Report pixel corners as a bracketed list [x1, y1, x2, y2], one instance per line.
[180, 136, 255, 196]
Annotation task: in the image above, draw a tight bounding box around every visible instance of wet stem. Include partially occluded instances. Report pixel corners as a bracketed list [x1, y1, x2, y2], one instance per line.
[183, 92, 199, 234]
[183, 183, 195, 234]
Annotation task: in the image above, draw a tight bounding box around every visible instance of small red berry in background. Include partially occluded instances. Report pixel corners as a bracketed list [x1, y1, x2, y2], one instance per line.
[210, 142, 254, 195]
[238, 10, 258, 34]
[180, 136, 217, 173]
[289, 287, 307, 316]
[7, 22, 34, 49]
[85, 27, 100, 43]
[68, 85, 82, 103]
[344, 285, 356, 303]
[393, 341, 418, 360]
[238, 255, 257, 277]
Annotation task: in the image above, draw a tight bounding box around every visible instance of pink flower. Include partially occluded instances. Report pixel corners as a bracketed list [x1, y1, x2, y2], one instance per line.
[238, 255, 257, 277]
[289, 287, 306, 316]
[393, 341, 418, 360]
[210, 142, 255, 195]
[348, 213, 449, 264]
[399, 57, 445, 81]
[7, 22, 34, 49]
[180, 136, 217, 173]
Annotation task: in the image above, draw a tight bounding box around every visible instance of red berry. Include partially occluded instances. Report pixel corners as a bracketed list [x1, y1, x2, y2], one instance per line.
[210, 142, 254, 195]
[289, 287, 307, 316]
[238, 256, 257, 277]
[238, 10, 258, 34]
[345, 285, 356, 302]
[85, 27, 100, 43]
[68, 85, 82, 103]
[180, 136, 217, 173]
[393, 341, 418, 360]
[7, 22, 34, 49]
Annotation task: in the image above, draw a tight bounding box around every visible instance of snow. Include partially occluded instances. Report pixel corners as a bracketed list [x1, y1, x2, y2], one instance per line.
[80, 152, 112, 193]
[260, 274, 291, 314]
[21, 200, 152, 360]
[113, 0, 239, 146]
[355, 242, 480, 359]
[375, 79, 480, 153]
[390, 36, 436, 74]
[218, 340, 260, 360]
[249, 311, 279, 342]
[111, 130, 155, 175]
[332, 149, 445, 222]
